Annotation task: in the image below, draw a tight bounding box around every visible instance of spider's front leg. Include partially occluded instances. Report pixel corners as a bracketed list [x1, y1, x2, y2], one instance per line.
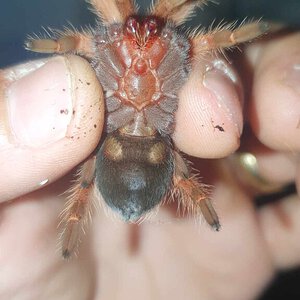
[25, 30, 94, 58]
[193, 21, 270, 54]
[25, 0, 138, 56]
[173, 151, 221, 231]
[88, 0, 136, 24]
[60, 157, 96, 258]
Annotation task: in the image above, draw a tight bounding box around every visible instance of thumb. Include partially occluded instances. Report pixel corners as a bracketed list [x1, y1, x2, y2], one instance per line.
[0, 55, 104, 202]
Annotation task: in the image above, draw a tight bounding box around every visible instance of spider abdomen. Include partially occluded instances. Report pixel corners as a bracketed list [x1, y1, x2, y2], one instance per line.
[95, 132, 173, 221]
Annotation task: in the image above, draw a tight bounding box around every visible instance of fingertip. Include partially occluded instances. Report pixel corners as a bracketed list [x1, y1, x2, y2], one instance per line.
[249, 33, 300, 151]
[173, 58, 243, 158]
[0, 55, 104, 201]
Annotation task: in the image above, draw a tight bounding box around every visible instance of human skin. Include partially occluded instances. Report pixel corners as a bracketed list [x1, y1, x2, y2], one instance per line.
[0, 32, 300, 300]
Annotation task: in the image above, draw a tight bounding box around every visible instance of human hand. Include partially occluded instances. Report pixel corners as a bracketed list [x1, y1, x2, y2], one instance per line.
[1, 32, 300, 300]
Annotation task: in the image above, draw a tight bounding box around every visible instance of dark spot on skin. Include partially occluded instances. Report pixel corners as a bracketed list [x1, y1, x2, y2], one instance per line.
[71, 136, 74, 139]
[94, 124, 97, 128]
[215, 125, 225, 132]
[211, 119, 225, 132]
[60, 109, 69, 115]
[86, 82, 91, 85]
[73, 110, 76, 115]
[53, 127, 55, 130]
[84, 132, 87, 135]
[77, 137, 80, 140]
[79, 79, 83, 83]
[62, 88, 66, 92]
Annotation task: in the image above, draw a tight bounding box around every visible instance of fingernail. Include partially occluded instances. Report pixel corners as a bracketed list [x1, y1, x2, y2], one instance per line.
[6, 57, 73, 147]
[203, 60, 243, 135]
[283, 63, 300, 96]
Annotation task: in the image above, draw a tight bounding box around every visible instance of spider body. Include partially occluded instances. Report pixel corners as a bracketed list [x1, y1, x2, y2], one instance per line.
[91, 16, 190, 221]
[25, 0, 269, 258]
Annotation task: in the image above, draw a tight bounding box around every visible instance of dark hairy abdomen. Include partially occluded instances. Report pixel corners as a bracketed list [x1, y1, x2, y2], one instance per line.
[95, 132, 174, 221]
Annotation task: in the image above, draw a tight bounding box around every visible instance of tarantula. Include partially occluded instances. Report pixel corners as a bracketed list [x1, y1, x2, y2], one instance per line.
[25, 0, 268, 258]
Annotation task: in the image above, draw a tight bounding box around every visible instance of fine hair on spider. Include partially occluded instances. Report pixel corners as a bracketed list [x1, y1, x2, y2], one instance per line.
[25, 0, 270, 259]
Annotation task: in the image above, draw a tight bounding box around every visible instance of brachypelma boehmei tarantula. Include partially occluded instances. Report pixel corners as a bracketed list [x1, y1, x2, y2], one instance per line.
[25, 0, 269, 258]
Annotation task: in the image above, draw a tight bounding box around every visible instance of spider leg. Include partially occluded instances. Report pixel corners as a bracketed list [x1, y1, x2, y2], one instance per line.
[172, 151, 221, 231]
[25, 29, 94, 58]
[60, 157, 96, 258]
[88, 0, 137, 24]
[192, 21, 270, 54]
[150, 0, 208, 25]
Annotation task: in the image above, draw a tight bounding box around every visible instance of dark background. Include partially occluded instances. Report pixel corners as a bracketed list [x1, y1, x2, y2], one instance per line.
[1, 0, 299, 68]
[1, 1, 300, 299]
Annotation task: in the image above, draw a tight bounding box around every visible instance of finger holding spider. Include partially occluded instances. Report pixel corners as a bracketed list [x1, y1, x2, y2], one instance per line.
[23, 0, 272, 258]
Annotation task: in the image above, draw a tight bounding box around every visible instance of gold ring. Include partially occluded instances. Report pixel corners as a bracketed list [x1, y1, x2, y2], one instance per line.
[228, 152, 285, 194]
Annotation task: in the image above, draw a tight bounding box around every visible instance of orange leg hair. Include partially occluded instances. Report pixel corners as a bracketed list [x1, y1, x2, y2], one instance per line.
[172, 151, 220, 230]
[88, 0, 137, 24]
[24, 0, 138, 55]
[60, 157, 96, 258]
[25, 30, 94, 58]
[192, 21, 270, 54]
[150, 0, 209, 25]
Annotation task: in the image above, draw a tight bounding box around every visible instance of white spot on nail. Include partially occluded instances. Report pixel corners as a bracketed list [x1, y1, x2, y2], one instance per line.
[212, 59, 238, 83]
[39, 179, 49, 186]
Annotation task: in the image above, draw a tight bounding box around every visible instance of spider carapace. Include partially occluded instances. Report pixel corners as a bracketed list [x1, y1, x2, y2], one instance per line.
[25, 0, 269, 258]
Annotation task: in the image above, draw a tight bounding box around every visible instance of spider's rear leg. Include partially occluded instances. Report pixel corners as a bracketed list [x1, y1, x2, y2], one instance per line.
[173, 151, 221, 231]
[25, 30, 94, 58]
[60, 157, 96, 258]
[192, 21, 270, 54]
